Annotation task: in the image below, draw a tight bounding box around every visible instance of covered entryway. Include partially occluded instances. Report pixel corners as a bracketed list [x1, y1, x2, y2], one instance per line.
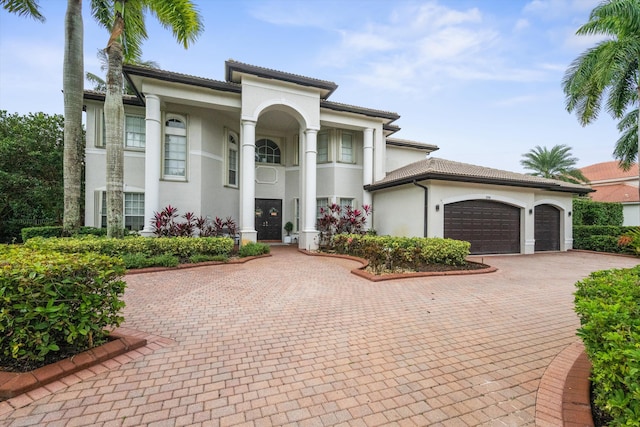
[255, 199, 282, 241]
[444, 200, 521, 254]
[535, 204, 560, 251]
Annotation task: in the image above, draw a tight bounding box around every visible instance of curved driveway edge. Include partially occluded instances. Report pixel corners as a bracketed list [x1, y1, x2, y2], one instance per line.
[1, 248, 637, 426]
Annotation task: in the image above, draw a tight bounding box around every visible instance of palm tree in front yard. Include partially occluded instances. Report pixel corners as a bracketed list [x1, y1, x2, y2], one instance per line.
[90, 0, 203, 237]
[520, 144, 589, 184]
[562, 0, 639, 192]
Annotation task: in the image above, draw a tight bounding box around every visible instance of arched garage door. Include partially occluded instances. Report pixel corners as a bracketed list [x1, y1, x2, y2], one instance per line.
[534, 204, 560, 251]
[444, 200, 521, 254]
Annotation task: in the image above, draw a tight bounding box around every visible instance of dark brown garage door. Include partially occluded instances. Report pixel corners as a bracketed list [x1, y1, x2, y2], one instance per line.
[444, 200, 521, 255]
[535, 204, 560, 251]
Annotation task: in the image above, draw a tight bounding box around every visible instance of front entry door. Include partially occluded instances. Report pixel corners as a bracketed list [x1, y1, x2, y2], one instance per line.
[255, 199, 282, 241]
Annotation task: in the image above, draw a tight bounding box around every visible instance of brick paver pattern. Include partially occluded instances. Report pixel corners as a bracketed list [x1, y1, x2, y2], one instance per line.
[1, 249, 637, 426]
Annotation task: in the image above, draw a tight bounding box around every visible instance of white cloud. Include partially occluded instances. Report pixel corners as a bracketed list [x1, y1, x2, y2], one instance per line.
[514, 18, 530, 31]
[524, 0, 599, 17]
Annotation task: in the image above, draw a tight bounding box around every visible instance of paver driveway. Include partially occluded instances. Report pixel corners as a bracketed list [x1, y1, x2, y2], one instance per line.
[1, 248, 638, 427]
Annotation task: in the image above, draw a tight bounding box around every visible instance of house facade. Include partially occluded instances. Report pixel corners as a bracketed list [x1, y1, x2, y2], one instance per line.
[83, 60, 590, 254]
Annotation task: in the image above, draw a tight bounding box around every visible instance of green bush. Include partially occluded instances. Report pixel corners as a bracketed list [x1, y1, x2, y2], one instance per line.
[574, 266, 640, 426]
[21, 226, 63, 241]
[120, 253, 179, 269]
[238, 242, 270, 257]
[573, 226, 639, 253]
[573, 198, 624, 226]
[188, 254, 228, 263]
[0, 246, 126, 365]
[24, 235, 234, 260]
[331, 234, 470, 273]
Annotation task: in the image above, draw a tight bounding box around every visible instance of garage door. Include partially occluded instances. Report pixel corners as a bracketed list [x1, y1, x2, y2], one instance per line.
[444, 200, 521, 255]
[535, 204, 560, 251]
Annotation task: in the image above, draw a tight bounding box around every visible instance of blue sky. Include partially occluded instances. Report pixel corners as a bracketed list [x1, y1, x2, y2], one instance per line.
[0, 0, 622, 172]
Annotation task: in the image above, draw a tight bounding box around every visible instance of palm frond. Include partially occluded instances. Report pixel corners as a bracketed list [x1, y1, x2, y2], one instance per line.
[89, 0, 113, 29]
[1, 0, 45, 22]
[613, 108, 639, 169]
[149, 0, 204, 48]
[86, 72, 107, 92]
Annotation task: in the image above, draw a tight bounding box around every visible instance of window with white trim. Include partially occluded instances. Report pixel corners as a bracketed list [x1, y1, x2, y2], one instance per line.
[100, 192, 145, 231]
[125, 115, 145, 148]
[227, 130, 239, 187]
[339, 198, 354, 211]
[316, 198, 329, 219]
[317, 132, 329, 163]
[163, 115, 187, 178]
[294, 198, 300, 231]
[339, 132, 354, 163]
[255, 138, 281, 164]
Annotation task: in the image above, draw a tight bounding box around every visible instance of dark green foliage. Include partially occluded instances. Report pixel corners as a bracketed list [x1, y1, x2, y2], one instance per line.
[575, 266, 640, 425]
[188, 254, 228, 263]
[22, 226, 110, 242]
[24, 235, 234, 266]
[0, 111, 66, 243]
[238, 242, 270, 257]
[573, 198, 624, 226]
[331, 234, 470, 274]
[573, 225, 639, 252]
[0, 246, 126, 365]
[120, 253, 179, 269]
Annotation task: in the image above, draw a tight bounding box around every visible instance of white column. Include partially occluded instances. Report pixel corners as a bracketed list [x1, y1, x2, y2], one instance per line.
[362, 128, 374, 207]
[240, 119, 257, 244]
[302, 128, 319, 250]
[140, 94, 161, 237]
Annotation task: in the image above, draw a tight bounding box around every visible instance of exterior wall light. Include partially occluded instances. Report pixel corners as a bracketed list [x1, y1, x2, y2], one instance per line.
[435, 204, 440, 212]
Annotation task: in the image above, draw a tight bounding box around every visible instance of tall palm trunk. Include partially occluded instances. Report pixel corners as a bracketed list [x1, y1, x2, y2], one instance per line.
[62, 0, 83, 234]
[104, 13, 125, 238]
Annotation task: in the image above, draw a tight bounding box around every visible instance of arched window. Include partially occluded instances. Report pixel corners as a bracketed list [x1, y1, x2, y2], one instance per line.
[164, 115, 187, 178]
[255, 138, 281, 164]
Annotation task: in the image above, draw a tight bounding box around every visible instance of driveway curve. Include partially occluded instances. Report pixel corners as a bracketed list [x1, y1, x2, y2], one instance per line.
[1, 248, 637, 426]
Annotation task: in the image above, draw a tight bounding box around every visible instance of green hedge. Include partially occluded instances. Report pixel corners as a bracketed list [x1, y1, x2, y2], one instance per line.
[21, 226, 108, 242]
[24, 235, 234, 259]
[0, 246, 126, 364]
[573, 225, 639, 253]
[331, 234, 470, 273]
[573, 198, 623, 226]
[238, 242, 270, 257]
[574, 266, 640, 425]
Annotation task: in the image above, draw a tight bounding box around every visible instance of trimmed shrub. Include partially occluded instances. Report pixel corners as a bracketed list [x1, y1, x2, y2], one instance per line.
[573, 225, 639, 253]
[238, 242, 270, 257]
[574, 266, 640, 425]
[188, 254, 228, 263]
[24, 235, 234, 260]
[573, 198, 623, 226]
[21, 226, 63, 241]
[120, 253, 180, 269]
[0, 246, 126, 365]
[332, 234, 470, 273]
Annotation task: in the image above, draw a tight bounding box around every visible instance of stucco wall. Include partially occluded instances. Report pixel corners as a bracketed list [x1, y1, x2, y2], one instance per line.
[386, 146, 427, 173]
[623, 204, 640, 226]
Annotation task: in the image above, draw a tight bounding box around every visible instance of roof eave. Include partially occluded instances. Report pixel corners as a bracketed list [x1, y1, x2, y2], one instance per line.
[365, 173, 594, 194]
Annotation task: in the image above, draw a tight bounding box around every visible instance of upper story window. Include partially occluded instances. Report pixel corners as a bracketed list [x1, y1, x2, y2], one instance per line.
[227, 130, 239, 187]
[255, 138, 281, 164]
[163, 115, 187, 178]
[125, 115, 145, 148]
[317, 132, 329, 163]
[339, 132, 354, 163]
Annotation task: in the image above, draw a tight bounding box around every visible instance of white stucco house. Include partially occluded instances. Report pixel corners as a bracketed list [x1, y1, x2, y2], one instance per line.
[83, 60, 591, 254]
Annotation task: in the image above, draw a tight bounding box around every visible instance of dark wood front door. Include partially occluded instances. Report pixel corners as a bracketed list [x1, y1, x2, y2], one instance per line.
[444, 200, 521, 255]
[255, 199, 282, 241]
[535, 204, 560, 251]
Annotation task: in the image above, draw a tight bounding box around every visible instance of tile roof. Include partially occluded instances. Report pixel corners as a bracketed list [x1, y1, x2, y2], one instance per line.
[590, 183, 640, 203]
[366, 157, 592, 194]
[386, 138, 439, 152]
[580, 161, 639, 182]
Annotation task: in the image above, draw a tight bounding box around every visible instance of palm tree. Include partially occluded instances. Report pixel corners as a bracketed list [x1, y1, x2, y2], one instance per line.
[562, 0, 639, 192]
[62, 0, 84, 235]
[90, 0, 203, 238]
[1, 0, 84, 234]
[520, 144, 590, 184]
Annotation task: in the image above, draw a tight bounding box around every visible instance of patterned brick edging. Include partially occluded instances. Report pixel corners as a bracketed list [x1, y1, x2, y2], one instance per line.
[125, 253, 272, 275]
[299, 249, 497, 281]
[0, 330, 147, 401]
[536, 341, 594, 427]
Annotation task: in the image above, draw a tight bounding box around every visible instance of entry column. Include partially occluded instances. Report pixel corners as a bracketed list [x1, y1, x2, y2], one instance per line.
[140, 93, 161, 237]
[240, 119, 257, 244]
[362, 127, 374, 210]
[301, 128, 319, 250]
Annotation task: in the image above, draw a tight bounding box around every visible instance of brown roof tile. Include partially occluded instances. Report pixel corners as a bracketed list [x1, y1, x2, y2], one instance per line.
[366, 157, 592, 194]
[590, 183, 640, 203]
[580, 161, 639, 182]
